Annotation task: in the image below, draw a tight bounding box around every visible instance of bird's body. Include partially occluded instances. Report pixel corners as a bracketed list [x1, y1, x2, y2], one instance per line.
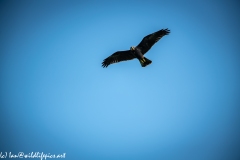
[131, 47, 152, 67]
[102, 28, 170, 68]
[133, 47, 144, 60]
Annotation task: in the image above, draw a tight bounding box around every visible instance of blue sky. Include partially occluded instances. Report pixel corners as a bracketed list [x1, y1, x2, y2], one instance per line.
[1, 0, 240, 159]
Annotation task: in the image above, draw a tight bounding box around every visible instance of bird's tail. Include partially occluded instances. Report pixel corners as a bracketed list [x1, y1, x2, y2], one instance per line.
[139, 57, 152, 67]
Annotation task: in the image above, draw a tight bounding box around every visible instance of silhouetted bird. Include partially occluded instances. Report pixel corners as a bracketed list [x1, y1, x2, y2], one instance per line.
[102, 28, 170, 68]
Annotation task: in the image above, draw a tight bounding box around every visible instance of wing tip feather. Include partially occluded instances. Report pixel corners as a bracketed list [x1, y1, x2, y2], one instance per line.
[163, 28, 170, 35]
[102, 61, 109, 68]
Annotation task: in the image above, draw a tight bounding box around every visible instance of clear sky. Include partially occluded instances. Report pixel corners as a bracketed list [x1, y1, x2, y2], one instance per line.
[1, 0, 240, 159]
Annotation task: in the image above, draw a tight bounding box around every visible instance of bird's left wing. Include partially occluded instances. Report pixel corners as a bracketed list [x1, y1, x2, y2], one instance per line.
[102, 50, 135, 68]
[137, 28, 170, 55]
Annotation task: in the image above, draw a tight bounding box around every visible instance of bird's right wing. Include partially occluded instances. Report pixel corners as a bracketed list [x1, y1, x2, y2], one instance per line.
[102, 50, 136, 68]
[137, 28, 170, 54]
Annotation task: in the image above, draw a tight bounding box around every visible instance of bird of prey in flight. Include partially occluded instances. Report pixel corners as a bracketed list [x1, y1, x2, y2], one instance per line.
[102, 28, 170, 68]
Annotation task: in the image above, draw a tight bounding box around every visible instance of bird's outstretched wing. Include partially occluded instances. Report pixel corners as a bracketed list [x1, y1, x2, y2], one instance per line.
[102, 50, 136, 68]
[137, 28, 170, 55]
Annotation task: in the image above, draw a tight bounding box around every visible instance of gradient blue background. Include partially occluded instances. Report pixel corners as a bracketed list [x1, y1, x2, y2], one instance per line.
[1, 0, 240, 159]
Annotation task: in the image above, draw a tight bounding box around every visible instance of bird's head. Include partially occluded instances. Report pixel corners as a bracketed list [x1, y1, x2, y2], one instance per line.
[130, 46, 135, 51]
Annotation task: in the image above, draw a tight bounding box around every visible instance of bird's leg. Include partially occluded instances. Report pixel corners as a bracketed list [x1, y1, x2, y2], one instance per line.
[140, 58, 146, 63]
